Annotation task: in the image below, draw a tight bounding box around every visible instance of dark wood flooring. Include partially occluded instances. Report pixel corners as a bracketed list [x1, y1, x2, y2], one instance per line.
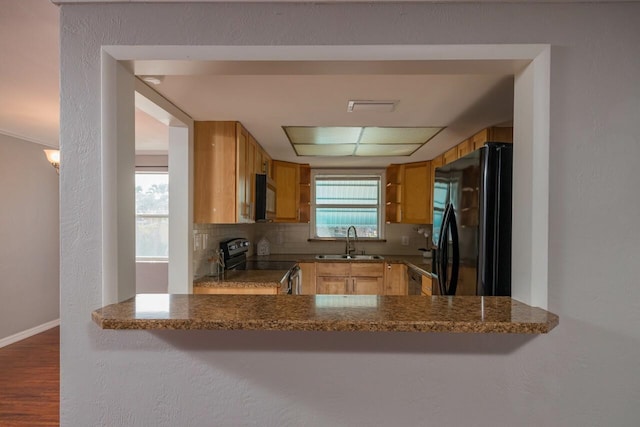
[0, 327, 59, 426]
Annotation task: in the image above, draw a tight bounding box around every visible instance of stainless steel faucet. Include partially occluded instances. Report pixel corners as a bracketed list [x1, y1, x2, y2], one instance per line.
[345, 225, 358, 255]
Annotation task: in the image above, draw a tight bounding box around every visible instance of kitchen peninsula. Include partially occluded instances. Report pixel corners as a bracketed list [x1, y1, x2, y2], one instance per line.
[92, 294, 558, 334]
[95, 254, 558, 334]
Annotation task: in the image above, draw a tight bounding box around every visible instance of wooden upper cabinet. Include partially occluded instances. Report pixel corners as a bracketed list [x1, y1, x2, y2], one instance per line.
[194, 121, 239, 224]
[457, 138, 472, 158]
[273, 160, 300, 222]
[443, 146, 459, 165]
[385, 164, 402, 223]
[402, 161, 432, 224]
[470, 127, 514, 150]
[298, 164, 311, 223]
[194, 121, 268, 224]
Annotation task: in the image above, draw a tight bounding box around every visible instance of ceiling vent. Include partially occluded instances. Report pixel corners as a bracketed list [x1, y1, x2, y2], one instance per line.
[347, 100, 398, 113]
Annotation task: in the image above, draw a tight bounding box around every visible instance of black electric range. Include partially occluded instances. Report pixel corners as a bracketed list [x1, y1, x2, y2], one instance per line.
[219, 238, 300, 293]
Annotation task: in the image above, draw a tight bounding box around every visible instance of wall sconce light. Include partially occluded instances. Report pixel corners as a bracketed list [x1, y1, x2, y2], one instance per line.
[44, 149, 60, 174]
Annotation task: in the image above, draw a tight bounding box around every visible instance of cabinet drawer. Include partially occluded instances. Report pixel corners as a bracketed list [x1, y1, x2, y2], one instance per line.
[316, 262, 351, 276]
[350, 262, 384, 277]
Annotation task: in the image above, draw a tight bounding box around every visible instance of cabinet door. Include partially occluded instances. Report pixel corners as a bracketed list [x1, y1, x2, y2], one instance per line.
[352, 277, 383, 295]
[194, 121, 238, 223]
[402, 161, 431, 224]
[236, 123, 249, 223]
[421, 275, 433, 296]
[457, 139, 472, 158]
[298, 262, 316, 295]
[456, 266, 477, 296]
[273, 160, 300, 222]
[443, 146, 458, 165]
[316, 276, 349, 294]
[384, 262, 407, 295]
[246, 134, 257, 221]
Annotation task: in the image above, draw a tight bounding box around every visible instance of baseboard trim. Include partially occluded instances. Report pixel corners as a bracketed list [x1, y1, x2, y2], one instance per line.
[0, 319, 60, 348]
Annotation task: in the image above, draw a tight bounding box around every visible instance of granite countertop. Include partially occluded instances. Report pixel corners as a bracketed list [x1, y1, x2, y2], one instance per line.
[194, 270, 289, 288]
[92, 294, 559, 334]
[248, 253, 434, 276]
[194, 254, 432, 290]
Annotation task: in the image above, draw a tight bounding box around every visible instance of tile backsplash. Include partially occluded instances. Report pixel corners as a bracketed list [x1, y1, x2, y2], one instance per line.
[193, 222, 432, 278]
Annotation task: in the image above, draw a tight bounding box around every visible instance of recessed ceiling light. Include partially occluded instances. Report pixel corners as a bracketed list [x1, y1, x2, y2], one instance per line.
[347, 100, 398, 113]
[283, 126, 444, 157]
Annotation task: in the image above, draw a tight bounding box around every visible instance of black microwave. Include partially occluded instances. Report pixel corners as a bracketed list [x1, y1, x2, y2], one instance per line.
[255, 174, 276, 221]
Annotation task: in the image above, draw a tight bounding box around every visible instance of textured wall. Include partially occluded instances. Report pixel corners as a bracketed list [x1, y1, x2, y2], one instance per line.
[60, 2, 640, 426]
[0, 134, 59, 340]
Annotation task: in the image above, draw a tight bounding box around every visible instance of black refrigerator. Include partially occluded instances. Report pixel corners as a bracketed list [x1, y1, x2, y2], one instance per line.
[432, 143, 512, 296]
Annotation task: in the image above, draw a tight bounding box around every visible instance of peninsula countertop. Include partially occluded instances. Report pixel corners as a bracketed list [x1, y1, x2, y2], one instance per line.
[92, 294, 558, 334]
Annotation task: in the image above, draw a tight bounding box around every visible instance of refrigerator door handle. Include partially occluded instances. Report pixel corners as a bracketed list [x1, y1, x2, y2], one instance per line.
[447, 206, 460, 295]
[438, 204, 451, 295]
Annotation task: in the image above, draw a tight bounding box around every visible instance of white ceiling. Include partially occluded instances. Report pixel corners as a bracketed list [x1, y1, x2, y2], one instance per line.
[2, 0, 520, 167]
[0, 0, 59, 147]
[147, 71, 514, 166]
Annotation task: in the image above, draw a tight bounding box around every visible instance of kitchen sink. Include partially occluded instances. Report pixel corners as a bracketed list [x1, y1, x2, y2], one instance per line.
[315, 254, 384, 260]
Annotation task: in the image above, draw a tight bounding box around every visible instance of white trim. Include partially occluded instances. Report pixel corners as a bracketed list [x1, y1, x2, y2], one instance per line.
[0, 319, 60, 349]
[0, 129, 58, 148]
[101, 44, 549, 308]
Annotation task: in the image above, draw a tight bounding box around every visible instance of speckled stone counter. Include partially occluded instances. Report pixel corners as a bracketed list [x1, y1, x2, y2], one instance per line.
[92, 294, 558, 334]
[250, 253, 433, 276]
[194, 270, 289, 288]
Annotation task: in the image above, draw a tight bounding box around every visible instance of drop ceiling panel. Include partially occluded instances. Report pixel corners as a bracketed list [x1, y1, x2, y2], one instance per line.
[284, 126, 361, 145]
[356, 144, 421, 156]
[359, 127, 442, 145]
[294, 144, 356, 156]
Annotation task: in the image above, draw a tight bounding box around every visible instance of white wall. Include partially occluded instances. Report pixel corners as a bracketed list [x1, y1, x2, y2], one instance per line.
[59, 2, 640, 426]
[0, 134, 59, 341]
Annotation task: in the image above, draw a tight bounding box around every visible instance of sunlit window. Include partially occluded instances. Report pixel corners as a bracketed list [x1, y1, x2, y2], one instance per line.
[312, 173, 383, 239]
[135, 172, 168, 260]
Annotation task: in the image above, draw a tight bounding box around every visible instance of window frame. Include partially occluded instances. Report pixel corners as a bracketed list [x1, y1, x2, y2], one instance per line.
[310, 169, 385, 240]
[135, 170, 169, 262]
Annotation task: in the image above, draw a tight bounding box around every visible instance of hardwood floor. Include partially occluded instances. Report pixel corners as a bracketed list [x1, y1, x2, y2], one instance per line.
[0, 327, 59, 426]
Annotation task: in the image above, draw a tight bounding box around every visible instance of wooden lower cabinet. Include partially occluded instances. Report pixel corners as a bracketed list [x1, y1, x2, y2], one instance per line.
[315, 262, 384, 295]
[421, 274, 433, 296]
[456, 266, 477, 296]
[316, 276, 349, 294]
[297, 262, 316, 295]
[383, 262, 407, 295]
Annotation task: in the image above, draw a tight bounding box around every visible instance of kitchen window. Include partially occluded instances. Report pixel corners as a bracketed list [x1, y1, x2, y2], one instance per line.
[311, 171, 383, 239]
[135, 172, 169, 260]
